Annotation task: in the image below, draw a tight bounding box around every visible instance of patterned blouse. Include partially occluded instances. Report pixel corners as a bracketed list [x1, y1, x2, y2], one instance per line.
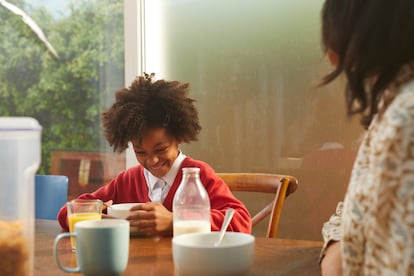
[321, 64, 414, 275]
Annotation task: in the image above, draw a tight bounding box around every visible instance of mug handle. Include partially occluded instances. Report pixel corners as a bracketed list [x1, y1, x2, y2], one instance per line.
[53, 232, 81, 273]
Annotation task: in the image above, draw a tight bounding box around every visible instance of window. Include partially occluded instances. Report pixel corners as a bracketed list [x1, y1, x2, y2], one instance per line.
[1, 0, 125, 199]
[130, 0, 363, 239]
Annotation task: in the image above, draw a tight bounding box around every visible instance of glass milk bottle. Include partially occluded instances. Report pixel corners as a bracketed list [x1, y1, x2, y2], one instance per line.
[0, 117, 42, 276]
[173, 167, 211, 236]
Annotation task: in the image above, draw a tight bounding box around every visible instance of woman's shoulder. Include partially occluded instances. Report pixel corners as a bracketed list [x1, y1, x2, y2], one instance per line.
[394, 79, 414, 103]
[384, 79, 414, 127]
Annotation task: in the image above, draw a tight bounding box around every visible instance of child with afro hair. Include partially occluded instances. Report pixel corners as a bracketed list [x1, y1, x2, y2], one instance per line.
[57, 73, 252, 236]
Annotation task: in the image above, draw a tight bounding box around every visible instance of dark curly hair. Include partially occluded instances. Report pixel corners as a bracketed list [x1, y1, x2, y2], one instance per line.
[320, 0, 414, 129]
[102, 73, 201, 153]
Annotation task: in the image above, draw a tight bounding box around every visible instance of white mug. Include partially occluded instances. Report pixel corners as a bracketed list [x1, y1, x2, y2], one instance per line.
[54, 219, 129, 276]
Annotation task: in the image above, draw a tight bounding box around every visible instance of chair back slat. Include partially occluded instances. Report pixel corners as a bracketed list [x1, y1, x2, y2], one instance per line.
[217, 173, 298, 238]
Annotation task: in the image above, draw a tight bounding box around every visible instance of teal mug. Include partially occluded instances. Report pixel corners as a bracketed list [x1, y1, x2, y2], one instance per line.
[54, 219, 129, 276]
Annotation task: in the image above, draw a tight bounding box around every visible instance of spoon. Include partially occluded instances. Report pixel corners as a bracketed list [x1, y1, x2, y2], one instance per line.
[214, 208, 235, 247]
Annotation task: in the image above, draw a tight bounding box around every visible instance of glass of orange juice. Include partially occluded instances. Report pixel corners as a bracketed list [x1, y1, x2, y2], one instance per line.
[66, 199, 103, 250]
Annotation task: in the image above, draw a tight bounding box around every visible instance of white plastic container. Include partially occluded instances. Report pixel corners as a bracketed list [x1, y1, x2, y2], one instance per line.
[0, 117, 42, 276]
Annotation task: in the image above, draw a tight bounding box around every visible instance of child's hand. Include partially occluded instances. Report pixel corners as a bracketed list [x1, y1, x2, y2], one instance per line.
[127, 202, 173, 236]
[101, 200, 113, 218]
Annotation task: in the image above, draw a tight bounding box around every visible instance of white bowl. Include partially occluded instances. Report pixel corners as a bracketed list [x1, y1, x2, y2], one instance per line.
[107, 203, 142, 219]
[107, 203, 143, 235]
[172, 232, 255, 276]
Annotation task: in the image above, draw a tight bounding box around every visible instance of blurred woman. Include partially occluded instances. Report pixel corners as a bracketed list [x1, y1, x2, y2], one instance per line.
[319, 0, 414, 275]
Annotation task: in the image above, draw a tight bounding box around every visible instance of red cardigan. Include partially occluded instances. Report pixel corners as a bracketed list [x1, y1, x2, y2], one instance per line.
[57, 157, 252, 234]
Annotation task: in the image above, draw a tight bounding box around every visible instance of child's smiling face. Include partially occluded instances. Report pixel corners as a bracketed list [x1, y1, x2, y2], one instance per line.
[132, 127, 180, 178]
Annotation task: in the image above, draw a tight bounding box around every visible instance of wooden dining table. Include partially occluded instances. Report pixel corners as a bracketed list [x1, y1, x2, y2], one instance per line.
[34, 219, 322, 275]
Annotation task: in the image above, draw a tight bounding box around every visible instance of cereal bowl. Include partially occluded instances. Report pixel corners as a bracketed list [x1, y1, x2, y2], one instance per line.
[107, 203, 143, 234]
[107, 203, 142, 219]
[172, 232, 255, 276]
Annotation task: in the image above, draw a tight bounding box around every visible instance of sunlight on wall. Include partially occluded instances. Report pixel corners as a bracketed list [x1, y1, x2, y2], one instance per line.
[144, 0, 164, 75]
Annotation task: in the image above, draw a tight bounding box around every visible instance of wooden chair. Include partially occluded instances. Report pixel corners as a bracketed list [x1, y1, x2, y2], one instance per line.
[35, 174, 69, 220]
[217, 173, 298, 238]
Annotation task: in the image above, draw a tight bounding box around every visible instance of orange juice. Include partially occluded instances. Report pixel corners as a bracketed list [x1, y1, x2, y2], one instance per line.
[68, 212, 101, 249]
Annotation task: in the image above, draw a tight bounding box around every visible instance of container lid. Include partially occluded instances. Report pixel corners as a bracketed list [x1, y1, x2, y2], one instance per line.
[0, 117, 42, 131]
